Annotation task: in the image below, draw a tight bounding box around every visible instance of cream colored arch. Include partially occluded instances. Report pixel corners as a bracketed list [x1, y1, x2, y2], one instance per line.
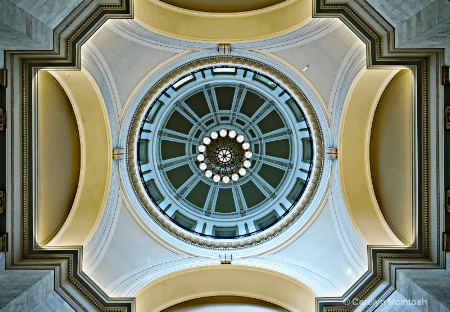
[339, 67, 413, 246]
[165, 296, 286, 311]
[135, 265, 316, 312]
[370, 69, 413, 245]
[39, 69, 112, 247]
[134, 0, 312, 43]
[36, 71, 80, 245]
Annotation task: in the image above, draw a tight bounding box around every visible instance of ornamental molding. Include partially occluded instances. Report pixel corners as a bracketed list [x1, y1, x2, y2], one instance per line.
[106, 19, 215, 52]
[106, 18, 342, 53]
[4, 0, 442, 310]
[125, 54, 325, 250]
[233, 18, 342, 51]
[107, 257, 341, 298]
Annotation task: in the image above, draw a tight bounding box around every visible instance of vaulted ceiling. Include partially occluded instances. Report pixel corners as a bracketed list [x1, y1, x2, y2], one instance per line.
[2, 0, 446, 311]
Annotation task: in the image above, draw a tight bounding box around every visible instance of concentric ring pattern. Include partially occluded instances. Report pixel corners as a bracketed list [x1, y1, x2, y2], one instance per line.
[136, 65, 315, 240]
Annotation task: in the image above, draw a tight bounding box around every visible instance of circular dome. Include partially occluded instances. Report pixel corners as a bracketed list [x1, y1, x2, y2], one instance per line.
[128, 56, 323, 248]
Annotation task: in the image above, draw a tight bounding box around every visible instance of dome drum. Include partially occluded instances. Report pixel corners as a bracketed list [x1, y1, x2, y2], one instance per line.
[127, 56, 324, 248]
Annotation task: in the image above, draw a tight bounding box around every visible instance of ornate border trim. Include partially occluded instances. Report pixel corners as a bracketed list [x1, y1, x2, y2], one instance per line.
[7, 0, 134, 311]
[126, 55, 324, 249]
[5, 0, 442, 310]
[313, 0, 441, 311]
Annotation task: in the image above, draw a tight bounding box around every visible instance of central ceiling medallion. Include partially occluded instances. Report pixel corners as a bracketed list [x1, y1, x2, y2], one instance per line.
[198, 128, 252, 183]
[127, 56, 323, 248]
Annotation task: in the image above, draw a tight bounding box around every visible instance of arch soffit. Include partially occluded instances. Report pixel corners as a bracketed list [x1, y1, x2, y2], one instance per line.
[339, 67, 413, 246]
[43, 69, 112, 247]
[135, 265, 316, 312]
[134, 0, 312, 43]
[36, 71, 81, 246]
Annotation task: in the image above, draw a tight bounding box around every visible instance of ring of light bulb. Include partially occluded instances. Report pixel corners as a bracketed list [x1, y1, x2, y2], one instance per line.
[197, 128, 252, 183]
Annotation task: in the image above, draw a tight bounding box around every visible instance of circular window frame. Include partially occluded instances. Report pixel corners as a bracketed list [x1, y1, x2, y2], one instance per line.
[127, 55, 324, 249]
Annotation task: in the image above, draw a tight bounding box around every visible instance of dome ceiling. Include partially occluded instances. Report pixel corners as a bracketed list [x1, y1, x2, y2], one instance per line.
[3, 0, 442, 311]
[132, 62, 321, 245]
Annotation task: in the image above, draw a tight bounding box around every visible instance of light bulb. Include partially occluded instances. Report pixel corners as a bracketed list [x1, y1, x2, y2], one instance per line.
[242, 142, 250, 150]
[199, 162, 207, 171]
[231, 173, 239, 181]
[205, 170, 213, 178]
[228, 130, 237, 138]
[239, 168, 247, 176]
[243, 160, 252, 168]
[236, 134, 245, 143]
[222, 176, 230, 184]
[244, 151, 253, 159]
[198, 145, 206, 153]
[197, 154, 205, 162]
[219, 129, 228, 137]
[213, 174, 221, 183]
[211, 131, 218, 139]
[203, 137, 211, 145]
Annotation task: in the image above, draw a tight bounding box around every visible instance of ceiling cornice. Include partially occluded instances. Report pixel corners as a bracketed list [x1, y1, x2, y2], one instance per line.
[314, 0, 442, 311]
[5, 0, 134, 311]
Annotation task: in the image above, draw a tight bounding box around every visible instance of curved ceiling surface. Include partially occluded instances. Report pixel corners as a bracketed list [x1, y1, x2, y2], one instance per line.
[7, 0, 435, 311]
[134, 0, 312, 42]
[28, 14, 417, 309]
[30, 15, 415, 307]
[126, 55, 325, 250]
[160, 0, 286, 12]
[136, 65, 315, 240]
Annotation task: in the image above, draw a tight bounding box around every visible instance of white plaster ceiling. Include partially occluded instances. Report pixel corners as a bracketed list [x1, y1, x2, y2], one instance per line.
[79, 17, 372, 301]
[3, 0, 445, 310]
